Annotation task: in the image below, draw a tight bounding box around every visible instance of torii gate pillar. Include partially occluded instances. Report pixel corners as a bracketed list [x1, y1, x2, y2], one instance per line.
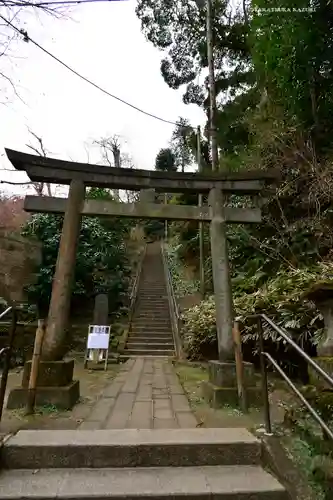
[203, 187, 260, 410]
[42, 179, 86, 361]
[7, 180, 85, 410]
[208, 187, 234, 361]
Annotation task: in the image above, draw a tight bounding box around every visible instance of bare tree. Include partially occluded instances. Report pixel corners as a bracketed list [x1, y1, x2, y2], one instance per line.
[0, 2, 70, 102]
[26, 128, 52, 195]
[93, 134, 136, 201]
[93, 135, 122, 168]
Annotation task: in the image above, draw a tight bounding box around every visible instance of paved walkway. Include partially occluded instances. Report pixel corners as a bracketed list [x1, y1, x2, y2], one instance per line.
[79, 358, 198, 430]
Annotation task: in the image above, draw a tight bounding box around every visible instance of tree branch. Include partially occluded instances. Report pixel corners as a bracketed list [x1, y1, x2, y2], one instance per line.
[0, 179, 33, 185]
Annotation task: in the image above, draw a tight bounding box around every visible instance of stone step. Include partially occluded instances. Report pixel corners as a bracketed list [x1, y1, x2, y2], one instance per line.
[139, 285, 165, 287]
[132, 318, 171, 323]
[130, 326, 172, 332]
[136, 301, 168, 305]
[133, 312, 170, 324]
[138, 284, 166, 287]
[136, 297, 169, 308]
[0, 465, 287, 499]
[128, 330, 173, 336]
[125, 348, 175, 356]
[126, 342, 174, 350]
[133, 314, 170, 319]
[134, 309, 170, 314]
[137, 296, 167, 300]
[138, 283, 166, 287]
[1, 428, 262, 469]
[131, 325, 173, 332]
[128, 336, 174, 342]
[129, 335, 173, 341]
[135, 308, 169, 312]
[135, 302, 169, 306]
[136, 299, 168, 303]
[138, 283, 166, 286]
[132, 320, 171, 326]
[135, 310, 169, 314]
[139, 289, 166, 292]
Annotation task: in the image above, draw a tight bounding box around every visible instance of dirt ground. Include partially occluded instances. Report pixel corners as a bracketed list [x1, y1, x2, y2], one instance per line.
[0, 354, 121, 436]
[174, 361, 295, 430]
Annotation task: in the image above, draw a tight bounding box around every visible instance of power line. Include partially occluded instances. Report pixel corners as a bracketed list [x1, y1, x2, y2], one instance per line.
[0, 14, 179, 126]
[4, 0, 128, 7]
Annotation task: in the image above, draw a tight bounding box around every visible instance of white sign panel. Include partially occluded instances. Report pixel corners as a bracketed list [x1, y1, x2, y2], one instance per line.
[85, 325, 111, 370]
[87, 325, 110, 349]
[87, 333, 110, 349]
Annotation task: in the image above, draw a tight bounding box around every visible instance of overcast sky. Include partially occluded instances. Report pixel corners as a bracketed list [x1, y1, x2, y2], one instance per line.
[0, 0, 206, 195]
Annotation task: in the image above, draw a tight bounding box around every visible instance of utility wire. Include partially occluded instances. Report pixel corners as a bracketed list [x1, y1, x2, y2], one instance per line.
[3, 0, 128, 7]
[0, 14, 179, 126]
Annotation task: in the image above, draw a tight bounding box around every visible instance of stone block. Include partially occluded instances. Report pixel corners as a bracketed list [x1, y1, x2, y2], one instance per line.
[21, 359, 74, 387]
[309, 357, 333, 390]
[6, 380, 80, 410]
[2, 428, 261, 469]
[208, 360, 255, 388]
[202, 381, 261, 409]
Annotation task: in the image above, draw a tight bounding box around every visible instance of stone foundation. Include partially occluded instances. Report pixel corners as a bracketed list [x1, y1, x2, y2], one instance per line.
[202, 360, 260, 409]
[21, 359, 75, 387]
[7, 359, 80, 410]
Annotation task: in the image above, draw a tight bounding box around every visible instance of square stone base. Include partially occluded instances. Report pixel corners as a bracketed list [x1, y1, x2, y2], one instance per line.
[208, 360, 255, 388]
[203, 360, 259, 409]
[6, 380, 80, 410]
[22, 359, 74, 387]
[202, 381, 261, 409]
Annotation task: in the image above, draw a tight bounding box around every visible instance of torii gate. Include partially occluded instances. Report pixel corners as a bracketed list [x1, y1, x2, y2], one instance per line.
[5, 148, 276, 409]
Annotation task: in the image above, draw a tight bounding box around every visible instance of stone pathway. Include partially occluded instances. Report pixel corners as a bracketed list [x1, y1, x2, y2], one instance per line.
[79, 357, 198, 429]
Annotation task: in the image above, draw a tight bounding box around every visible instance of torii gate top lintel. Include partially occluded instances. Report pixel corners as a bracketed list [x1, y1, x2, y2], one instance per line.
[5, 148, 278, 363]
[5, 148, 278, 194]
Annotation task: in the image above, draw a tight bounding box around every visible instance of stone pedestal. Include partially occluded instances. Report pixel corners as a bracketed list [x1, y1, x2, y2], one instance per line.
[202, 360, 260, 409]
[7, 359, 80, 410]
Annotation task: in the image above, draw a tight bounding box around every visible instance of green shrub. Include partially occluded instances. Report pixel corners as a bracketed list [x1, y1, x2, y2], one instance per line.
[22, 213, 131, 314]
[181, 296, 217, 360]
[181, 263, 332, 360]
[165, 242, 199, 298]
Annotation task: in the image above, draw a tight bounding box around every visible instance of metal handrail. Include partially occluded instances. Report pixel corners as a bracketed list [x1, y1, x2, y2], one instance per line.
[161, 243, 183, 358]
[161, 244, 180, 320]
[256, 313, 333, 440]
[0, 307, 12, 320]
[0, 305, 18, 421]
[128, 245, 147, 327]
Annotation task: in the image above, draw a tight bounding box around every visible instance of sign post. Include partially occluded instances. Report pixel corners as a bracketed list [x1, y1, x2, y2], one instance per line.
[84, 325, 111, 371]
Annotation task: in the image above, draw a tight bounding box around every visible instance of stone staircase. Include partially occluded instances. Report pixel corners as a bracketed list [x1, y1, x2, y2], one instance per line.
[0, 428, 288, 499]
[125, 242, 175, 357]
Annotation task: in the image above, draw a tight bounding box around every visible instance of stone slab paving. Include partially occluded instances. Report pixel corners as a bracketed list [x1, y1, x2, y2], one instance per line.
[79, 357, 198, 430]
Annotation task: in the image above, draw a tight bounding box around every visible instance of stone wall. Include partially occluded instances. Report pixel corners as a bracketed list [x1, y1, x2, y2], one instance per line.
[0, 230, 41, 303]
